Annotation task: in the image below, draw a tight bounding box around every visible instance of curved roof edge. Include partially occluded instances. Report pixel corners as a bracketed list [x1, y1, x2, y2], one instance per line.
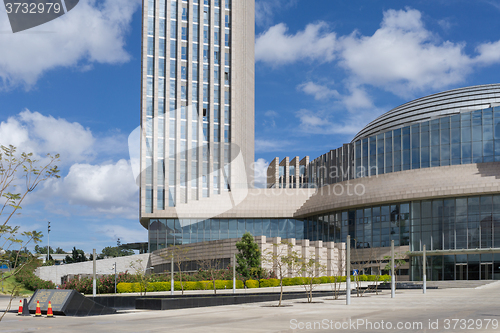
[352, 83, 500, 142]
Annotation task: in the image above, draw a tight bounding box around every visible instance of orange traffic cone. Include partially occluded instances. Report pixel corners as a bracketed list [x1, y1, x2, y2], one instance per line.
[46, 301, 54, 318]
[35, 300, 42, 317]
[17, 300, 23, 316]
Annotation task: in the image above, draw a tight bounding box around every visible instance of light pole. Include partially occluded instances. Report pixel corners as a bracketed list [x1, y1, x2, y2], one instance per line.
[112, 262, 117, 294]
[47, 221, 51, 262]
[346, 235, 351, 305]
[423, 244, 427, 294]
[171, 254, 174, 295]
[233, 253, 236, 294]
[93, 249, 96, 297]
[391, 240, 395, 298]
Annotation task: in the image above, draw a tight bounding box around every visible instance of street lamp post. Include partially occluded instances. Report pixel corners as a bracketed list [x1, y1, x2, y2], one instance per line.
[93, 249, 96, 297]
[423, 244, 427, 294]
[113, 262, 117, 294]
[346, 235, 351, 306]
[47, 221, 51, 262]
[171, 255, 174, 295]
[233, 253, 236, 294]
[391, 240, 395, 298]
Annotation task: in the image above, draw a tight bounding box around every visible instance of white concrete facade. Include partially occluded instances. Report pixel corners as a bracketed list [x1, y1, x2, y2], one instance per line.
[151, 236, 345, 278]
[35, 253, 150, 285]
[140, 0, 255, 225]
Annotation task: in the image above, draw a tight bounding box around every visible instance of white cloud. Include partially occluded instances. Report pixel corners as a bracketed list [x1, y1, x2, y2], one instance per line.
[341, 86, 374, 111]
[298, 81, 339, 100]
[297, 80, 374, 113]
[43, 159, 138, 218]
[255, 0, 297, 27]
[0, 110, 129, 166]
[263, 110, 278, 128]
[255, 22, 337, 65]
[251, 158, 269, 188]
[475, 40, 500, 65]
[0, 110, 137, 218]
[437, 18, 453, 32]
[96, 224, 146, 244]
[295, 108, 375, 136]
[258, 8, 500, 98]
[264, 110, 279, 117]
[338, 8, 473, 96]
[0, 0, 141, 88]
[0, 110, 95, 163]
[255, 138, 292, 152]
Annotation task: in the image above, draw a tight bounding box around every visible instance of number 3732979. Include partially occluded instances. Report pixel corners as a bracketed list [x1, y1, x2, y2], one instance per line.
[5, 2, 61, 14]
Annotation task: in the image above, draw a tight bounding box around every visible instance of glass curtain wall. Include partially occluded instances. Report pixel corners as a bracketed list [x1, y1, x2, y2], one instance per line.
[310, 107, 500, 188]
[148, 218, 304, 251]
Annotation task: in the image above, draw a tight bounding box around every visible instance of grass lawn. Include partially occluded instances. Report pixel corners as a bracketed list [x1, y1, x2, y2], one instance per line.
[0, 272, 34, 296]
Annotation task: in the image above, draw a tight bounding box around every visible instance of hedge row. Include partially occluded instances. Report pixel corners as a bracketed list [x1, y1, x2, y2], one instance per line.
[117, 275, 391, 293]
[246, 275, 391, 288]
[117, 280, 245, 293]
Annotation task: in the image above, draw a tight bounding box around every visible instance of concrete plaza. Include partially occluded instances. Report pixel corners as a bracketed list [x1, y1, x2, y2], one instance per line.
[1, 281, 500, 332]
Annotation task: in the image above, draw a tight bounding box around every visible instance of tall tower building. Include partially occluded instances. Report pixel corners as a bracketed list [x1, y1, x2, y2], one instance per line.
[139, 0, 255, 244]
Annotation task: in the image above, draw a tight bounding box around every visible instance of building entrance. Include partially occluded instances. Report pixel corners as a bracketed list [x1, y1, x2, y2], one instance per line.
[456, 264, 466, 281]
[481, 263, 493, 280]
[412, 252, 500, 281]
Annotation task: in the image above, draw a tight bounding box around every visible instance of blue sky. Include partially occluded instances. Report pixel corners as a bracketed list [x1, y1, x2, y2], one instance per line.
[1, 0, 500, 253]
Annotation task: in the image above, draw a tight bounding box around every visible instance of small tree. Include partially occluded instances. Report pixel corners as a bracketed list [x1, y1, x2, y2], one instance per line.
[297, 250, 326, 303]
[384, 252, 408, 282]
[351, 246, 378, 297]
[163, 245, 192, 295]
[130, 258, 149, 296]
[330, 247, 345, 300]
[0, 145, 60, 322]
[371, 248, 384, 295]
[235, 232, 261, 280]
[263, 240, 300, 307]
[197, 257, 221, 295]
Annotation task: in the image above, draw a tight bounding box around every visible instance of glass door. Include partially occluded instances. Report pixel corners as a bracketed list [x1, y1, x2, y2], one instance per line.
[481, 263, 493, 280]
[456, 264, 467, 280]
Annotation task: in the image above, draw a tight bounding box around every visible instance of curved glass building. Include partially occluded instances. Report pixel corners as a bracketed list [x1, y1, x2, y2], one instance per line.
[141, 4, 500, 283]
[309, 84, 500, 187]
[297, 83, 500, 281]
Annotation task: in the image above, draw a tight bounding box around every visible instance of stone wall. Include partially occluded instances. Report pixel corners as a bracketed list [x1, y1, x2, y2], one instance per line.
[35, 253, 151, 285]
[151, 236, 345, 278]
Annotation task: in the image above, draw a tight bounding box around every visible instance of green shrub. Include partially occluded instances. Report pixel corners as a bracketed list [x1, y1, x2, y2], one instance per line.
[245, 280, 259, 288]
[153, 282, 170, 291]
[14, 259, 56, 291]
[380, 274, 391, 282]
[259, 278, 280, 288]
[183, 282, 199, 290]
[117, 280, 246, 293]
[333, 276, 346, 283]
[117, 282, 131, 293]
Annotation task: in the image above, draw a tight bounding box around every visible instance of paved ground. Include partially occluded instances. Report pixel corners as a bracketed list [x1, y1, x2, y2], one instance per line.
[1, 281, 500, 332]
